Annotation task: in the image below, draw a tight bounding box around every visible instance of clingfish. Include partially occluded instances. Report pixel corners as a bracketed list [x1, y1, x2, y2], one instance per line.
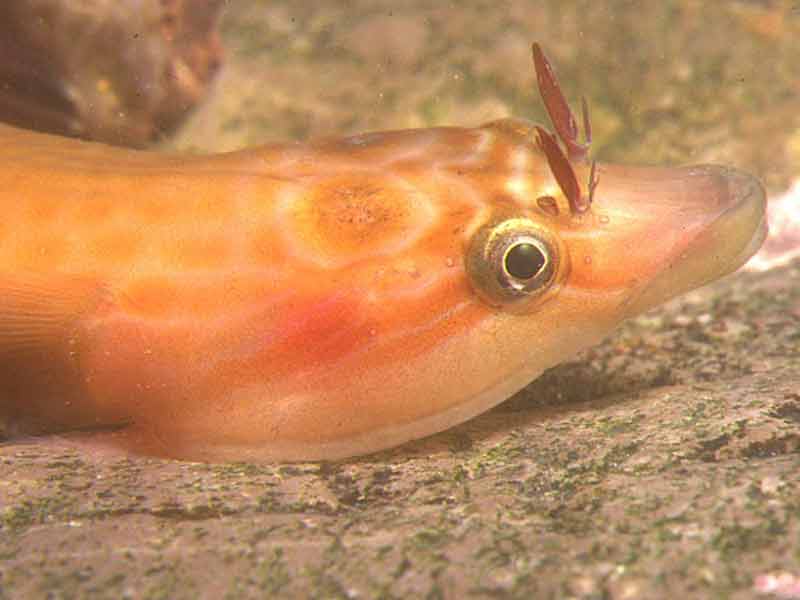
[0, 44, 767, 462]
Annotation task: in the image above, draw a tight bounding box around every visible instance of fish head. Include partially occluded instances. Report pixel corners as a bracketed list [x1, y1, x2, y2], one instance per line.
[451, 118, 768, 384]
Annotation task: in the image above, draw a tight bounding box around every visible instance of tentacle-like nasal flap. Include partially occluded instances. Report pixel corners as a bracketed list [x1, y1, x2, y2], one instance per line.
[535, 126, 590, 215]
[532, 43, 590, 163]
[532, 43, 599, 215]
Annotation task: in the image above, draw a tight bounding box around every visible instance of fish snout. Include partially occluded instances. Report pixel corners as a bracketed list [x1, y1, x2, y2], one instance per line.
[571, 163, 767, 316]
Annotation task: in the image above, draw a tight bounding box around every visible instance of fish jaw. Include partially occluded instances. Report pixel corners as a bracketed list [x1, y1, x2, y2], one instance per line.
[560, 162, 768, 319]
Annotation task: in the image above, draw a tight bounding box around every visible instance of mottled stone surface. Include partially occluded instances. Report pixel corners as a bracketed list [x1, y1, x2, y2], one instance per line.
[0, 0, 224, 147]
[1, 1, 799, 599]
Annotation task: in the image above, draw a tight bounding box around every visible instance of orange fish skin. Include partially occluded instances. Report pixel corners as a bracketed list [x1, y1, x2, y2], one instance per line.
[0, 115, 766, 462]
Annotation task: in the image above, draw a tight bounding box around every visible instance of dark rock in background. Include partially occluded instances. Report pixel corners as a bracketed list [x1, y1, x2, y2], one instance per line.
[0, 0, 224, 147]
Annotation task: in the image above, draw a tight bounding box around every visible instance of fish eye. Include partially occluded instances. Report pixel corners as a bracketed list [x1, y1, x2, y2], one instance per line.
[504, 241, 546, 280]
[465, 214, 566, 307]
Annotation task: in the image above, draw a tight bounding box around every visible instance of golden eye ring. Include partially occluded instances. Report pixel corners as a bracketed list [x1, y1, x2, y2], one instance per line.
[465, 213, 567, 308]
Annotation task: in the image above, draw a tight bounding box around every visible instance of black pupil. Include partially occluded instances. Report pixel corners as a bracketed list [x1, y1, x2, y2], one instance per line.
[505, 243, 546, 279]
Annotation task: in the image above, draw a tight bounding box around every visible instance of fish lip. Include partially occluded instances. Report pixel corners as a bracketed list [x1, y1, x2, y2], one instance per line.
[621, 165, 768, 317]
[715, 170, 769, 271]
[703, 165, 768, 274]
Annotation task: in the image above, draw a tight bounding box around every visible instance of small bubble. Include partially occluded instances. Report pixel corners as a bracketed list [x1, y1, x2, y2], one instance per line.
[584, 255, 592, 265]
[445, 257, 455, 268]
[369, 329, 377, 337]
[598, 214, 610, 224]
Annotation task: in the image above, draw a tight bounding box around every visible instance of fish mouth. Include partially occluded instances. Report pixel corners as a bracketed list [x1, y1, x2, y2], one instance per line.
[615, 165, 768, 316]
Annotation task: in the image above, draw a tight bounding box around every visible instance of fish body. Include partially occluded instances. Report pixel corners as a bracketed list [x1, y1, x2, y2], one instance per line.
[0, 46, 767, 461]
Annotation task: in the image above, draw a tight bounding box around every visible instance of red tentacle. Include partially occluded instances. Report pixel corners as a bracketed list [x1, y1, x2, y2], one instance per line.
[535, 126, 589, 214]
[532, 43, 598, 215]
[531, 43, 589, 162]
